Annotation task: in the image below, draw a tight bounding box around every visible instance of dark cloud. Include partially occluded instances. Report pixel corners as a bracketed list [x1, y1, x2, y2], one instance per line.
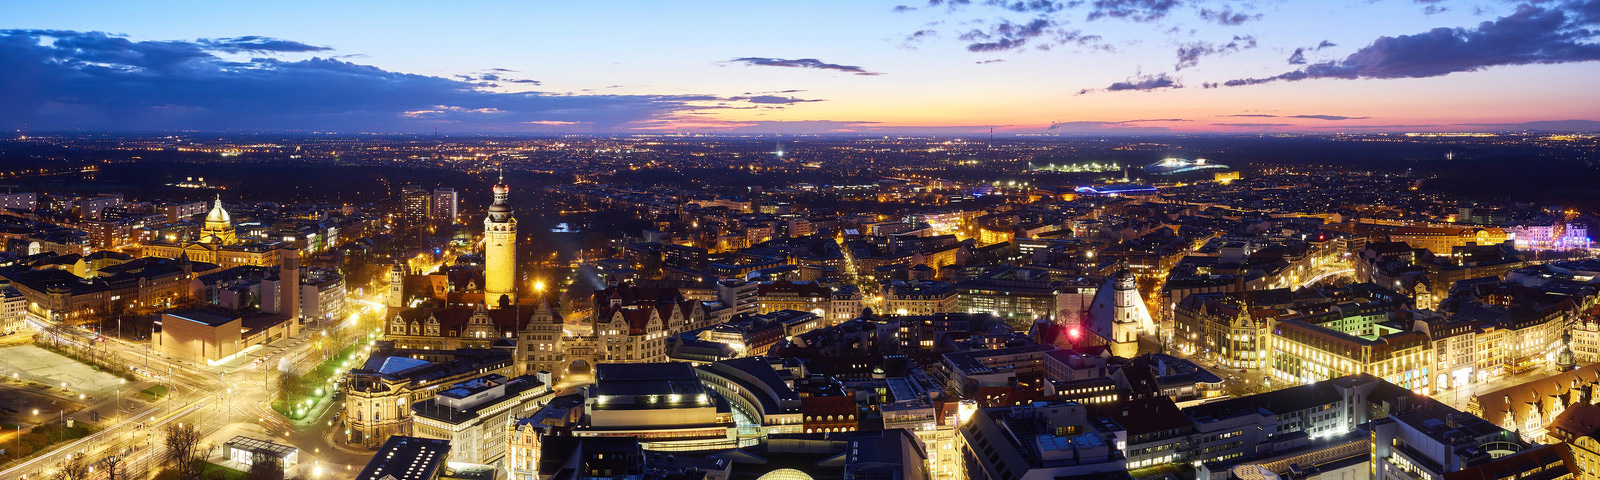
[1214, 123, 1293, 127]
[728, 57, 882, 75]
[1290, 114, 1369, 120]
[0, 29, 737, 132]
[1046, 118, 1188, 133]
[959, 17, 1109, 52]
[1197, 7, 1262, 25]
[1086, 0, 1181, 22]
[1224, 2, 1600, 87]
[976, 58, 1007, 64]
[903, 29, 939, 47]
[960, 17, 1055, 51]
[893, 5, 918, 12]
[1175, 35, 1256, 70]
[983, 0, 1073, 13]
[726, 95, 825, 105]
[1078, 72, 1182, 94]
[196, 36, 331, 54]
[1218, 114, 1370, 120]
[1423, 5, 1447, 14]
[1288, 48, 1308, 65]
[458, 72, 541, 85]
[1289, 40, 1337, 65]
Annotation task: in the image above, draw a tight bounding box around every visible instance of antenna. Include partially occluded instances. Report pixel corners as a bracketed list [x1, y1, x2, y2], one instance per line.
[498, 162, 504, 184]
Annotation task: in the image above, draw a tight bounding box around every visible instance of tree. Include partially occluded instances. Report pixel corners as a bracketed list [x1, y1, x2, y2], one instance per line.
[246, 454, 285, 480]
[275, 369, 302, 404]
[53, 452, 90, 480]
[163, 423, 202, 480]
[102, 455, 126, 480]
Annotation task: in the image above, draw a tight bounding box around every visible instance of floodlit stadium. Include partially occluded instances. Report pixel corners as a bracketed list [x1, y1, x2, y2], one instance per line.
[1144, 157, 1231, 176]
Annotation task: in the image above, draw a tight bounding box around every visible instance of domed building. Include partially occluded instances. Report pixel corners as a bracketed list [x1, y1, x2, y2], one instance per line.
[142, 195, 289, 269]
[199, 195, 238, 245]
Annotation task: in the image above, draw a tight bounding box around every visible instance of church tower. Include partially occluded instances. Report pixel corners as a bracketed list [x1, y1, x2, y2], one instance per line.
[200, 195, 238, 245]
[1108, 267, 1141, 357]
[484, 171, 518, 308]
[1089, 261, 1153, 359]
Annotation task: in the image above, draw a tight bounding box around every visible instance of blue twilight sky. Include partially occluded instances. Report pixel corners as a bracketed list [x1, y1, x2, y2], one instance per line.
[4, 0, 1600, 134]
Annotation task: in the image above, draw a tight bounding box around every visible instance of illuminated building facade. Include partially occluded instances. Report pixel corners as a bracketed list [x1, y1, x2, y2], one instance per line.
[515, 285, 717, 380]
[1510, 223, 1591, 251]
[1172, 293, 1276, 369]
[141, 196, 288, 269]
[431, 187, 458, 224]
[484, 175, 517, 308]
[340, 346, 515, 448]
[385, 303, 534, 350]
[1359, 223, 1509, 255]
[755, 280, 833, 316]
[409, 373, 550, 466]
[1271, 318, 1434, 393]
[1468, 363, 1600, 444]
[885, 281, 957, 317]
[400, 184, 431, 227]
[954, 267, 1062, 327]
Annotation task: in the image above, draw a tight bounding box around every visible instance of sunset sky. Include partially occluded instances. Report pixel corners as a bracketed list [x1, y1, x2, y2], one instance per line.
[5, 0, 1600, 134]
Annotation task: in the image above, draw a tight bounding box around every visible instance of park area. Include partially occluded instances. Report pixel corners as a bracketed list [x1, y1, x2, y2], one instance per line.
[271, 344, 362, 420]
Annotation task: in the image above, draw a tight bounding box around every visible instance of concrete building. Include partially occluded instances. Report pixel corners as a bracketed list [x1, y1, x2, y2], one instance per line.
[0, 283, 24, 335]
[156, 309, 294, 364]
[0, 192, 38, 212]
[716, 279, 759, 316]
[432, 187, 458, 224]
[958, 399, 1129, 480]
[401, 185, 431, 227]
[576, 362, 735, 451]
[356, 436, 451, 480]
[410, 373, 551, 466]
[340, 345, 515, 448]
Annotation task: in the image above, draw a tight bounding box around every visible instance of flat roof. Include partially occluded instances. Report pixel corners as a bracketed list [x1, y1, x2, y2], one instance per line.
[224, 436, 296, 458]
[593, 362, 706, 398]
[166, 309, 237, 327]
[356, 436, 450, 480]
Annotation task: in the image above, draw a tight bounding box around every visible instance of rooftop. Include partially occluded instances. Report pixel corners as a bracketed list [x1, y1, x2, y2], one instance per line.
[356, 436, 450, 480]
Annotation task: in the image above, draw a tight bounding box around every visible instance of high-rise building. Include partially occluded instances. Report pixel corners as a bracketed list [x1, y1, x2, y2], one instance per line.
[431, 187, 458, 224]
[400, 185, 431, 227]
[484, 175, 517, 308]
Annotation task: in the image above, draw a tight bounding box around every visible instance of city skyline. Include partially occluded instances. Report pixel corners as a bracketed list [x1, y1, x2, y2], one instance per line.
[5, 0, 1600, 134]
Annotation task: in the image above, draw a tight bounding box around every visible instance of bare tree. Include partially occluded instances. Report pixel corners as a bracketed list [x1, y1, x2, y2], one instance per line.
[53, 452, 90, 480]
[102, 454, 126, 480]
[276, 369, 302, 404]
[246, 454, 285, 480]
[164, 423, 203, 480]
